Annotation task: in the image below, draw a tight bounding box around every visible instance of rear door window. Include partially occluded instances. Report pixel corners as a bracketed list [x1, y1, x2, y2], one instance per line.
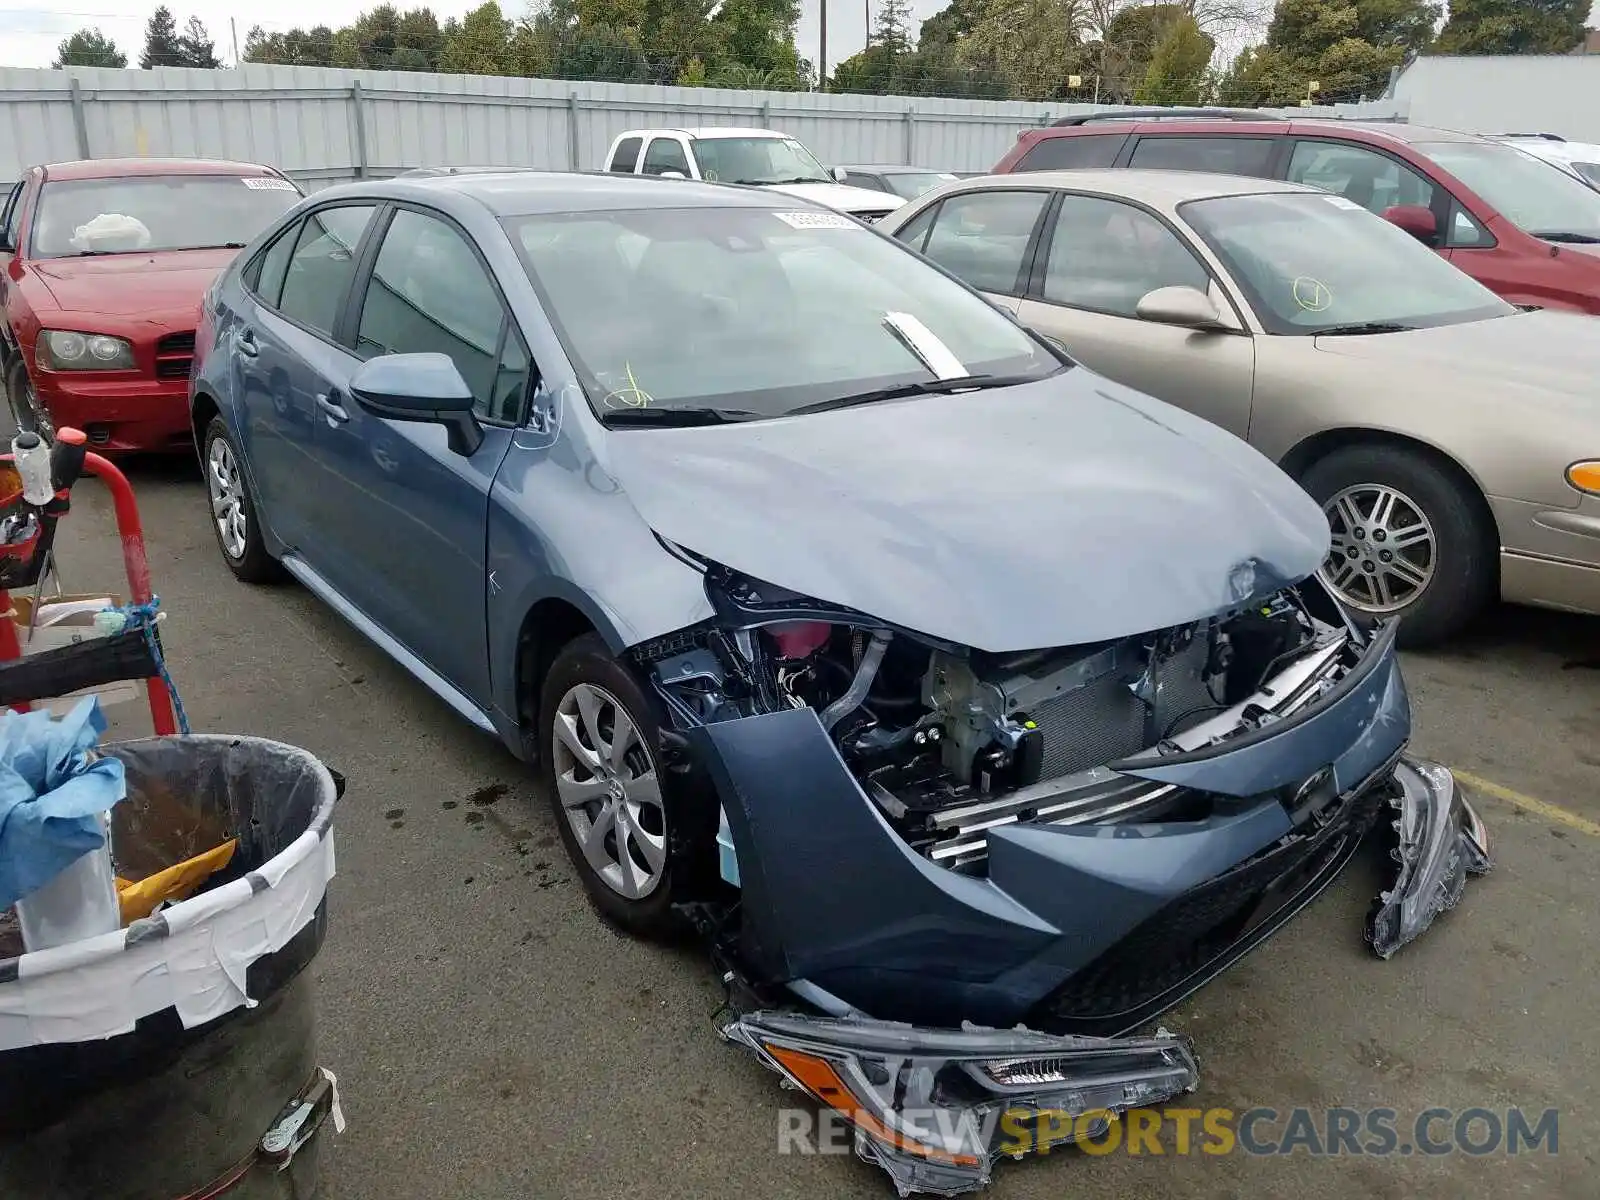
[608, 136, 643, 173]
[246, 222, 300, 307]
[1015, 133, 1127, 172]
[275, 204, 378, 338]
[919, 189, 1049, 296]
[1128, 136, 1277, 177]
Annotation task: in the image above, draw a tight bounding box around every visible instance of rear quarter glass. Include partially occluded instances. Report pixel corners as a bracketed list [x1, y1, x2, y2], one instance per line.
[1014, 133, 1129, 172]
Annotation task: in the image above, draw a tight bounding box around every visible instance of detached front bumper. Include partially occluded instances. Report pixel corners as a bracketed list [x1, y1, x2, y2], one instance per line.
[1367, 757, 1492, 959]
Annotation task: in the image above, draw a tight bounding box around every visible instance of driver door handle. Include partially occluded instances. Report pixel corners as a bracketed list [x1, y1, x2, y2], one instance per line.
[316, 392, 349, 425]
[233, 328, 259, 358]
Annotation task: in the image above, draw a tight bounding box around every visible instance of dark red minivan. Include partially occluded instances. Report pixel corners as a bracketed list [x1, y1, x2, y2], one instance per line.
[992, 111, 1600, 315]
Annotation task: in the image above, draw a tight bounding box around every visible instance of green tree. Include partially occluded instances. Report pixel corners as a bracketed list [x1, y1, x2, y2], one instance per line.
[1433, 0, 1590, 54]
[54, 27, 127, 67]
[243, 24, 337, 66]
[959, 0, 1091, 100]
[1134, 13, 1215, 104]
[439, 2, 514, 73]
[140, 5, 185, 67]
[1217, 0, 1434, 106]
[177, 16, 222, 67]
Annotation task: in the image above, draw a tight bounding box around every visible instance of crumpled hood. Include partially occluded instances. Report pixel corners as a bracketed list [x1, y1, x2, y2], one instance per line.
[1313, 309, 1600, 402]
[765, 181, 905, 215]
[30, 248, 237, 319]
[606, 371, 1330, 652]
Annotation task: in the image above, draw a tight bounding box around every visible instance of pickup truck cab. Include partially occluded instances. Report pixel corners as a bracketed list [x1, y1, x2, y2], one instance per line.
[602, 127, 904, 221]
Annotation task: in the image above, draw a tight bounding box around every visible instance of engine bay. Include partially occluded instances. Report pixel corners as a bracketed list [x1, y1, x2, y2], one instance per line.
[637, 565, 1365, 869]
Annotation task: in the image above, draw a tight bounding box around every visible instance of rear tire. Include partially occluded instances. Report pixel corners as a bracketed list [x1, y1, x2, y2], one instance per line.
[202, 417, 284, 584]
[1300, 444, 1495, 647]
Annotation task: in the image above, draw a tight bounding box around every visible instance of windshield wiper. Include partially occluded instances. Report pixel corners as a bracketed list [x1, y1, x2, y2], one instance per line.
[1315, 322, 1417, 336]
[601, 406, 760, 428]
[1531, 231, 1600, 244]
[787, 373, 1037, 417]
[764, 176, 831, 186]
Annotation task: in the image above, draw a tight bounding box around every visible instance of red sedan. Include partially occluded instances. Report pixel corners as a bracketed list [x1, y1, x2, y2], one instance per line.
[0, 158, 303, 451]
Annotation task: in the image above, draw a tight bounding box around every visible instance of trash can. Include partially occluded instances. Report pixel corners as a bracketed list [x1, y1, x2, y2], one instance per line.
[0, 735, 342, 1200]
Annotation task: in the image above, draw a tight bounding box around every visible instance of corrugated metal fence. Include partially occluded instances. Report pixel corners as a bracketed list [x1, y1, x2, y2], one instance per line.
[1, 63, 1406, 191]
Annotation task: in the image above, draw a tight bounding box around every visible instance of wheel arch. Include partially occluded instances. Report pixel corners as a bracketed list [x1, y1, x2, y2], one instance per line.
[190, 386, 221, 449]
[1279, 426, 1502, 549]
[513, 596, 600, 761]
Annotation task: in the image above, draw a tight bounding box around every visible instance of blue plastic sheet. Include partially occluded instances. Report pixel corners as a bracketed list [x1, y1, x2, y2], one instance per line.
[0, 697, 127, 910]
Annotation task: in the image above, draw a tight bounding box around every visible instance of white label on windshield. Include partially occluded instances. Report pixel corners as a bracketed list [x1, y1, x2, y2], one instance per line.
[1324, 195, 1363, 210]
[243, 177, 298, 191]
[773, 210, 860, 230]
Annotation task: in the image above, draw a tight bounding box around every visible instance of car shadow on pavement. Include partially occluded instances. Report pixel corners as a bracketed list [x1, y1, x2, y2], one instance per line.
[1423, 603, 1600, 670]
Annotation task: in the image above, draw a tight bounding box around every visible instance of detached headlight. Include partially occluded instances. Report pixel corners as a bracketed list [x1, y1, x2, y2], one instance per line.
[1566, 460, 1600, 496]
[723, 1010, 1198, 1194]
[38, 330, 135, 372]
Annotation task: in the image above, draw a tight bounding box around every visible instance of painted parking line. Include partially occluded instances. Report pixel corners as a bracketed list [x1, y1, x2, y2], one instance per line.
[1455, 768, 1600, 839]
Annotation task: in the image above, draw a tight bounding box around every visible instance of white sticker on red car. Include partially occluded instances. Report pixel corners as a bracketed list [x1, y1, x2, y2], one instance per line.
[242, 177, 298, 191]
[772, 211, 861, 230]
[1324, 195, 1364, 211]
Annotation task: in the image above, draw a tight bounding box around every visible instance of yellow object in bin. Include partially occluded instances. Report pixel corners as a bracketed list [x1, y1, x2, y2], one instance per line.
[115, 838, 239, 925]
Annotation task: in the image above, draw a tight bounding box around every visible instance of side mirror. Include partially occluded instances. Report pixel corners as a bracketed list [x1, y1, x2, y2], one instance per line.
[349, 352, 483, 456]
[832, 165, 849, 183]
[1382, 204, 1438, 245]
[1134, 285, 1223, 330]
[660, 169, 687, 180]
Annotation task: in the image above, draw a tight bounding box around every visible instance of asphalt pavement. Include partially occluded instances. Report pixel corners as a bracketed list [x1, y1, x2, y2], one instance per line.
[38, 454, 1600, 1200]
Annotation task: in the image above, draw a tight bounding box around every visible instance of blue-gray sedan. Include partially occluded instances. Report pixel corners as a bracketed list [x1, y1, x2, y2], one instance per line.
[190, 170, 1486, 1194]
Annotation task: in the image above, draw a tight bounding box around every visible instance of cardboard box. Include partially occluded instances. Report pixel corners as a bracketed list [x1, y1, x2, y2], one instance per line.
[8, 594, 144, 715]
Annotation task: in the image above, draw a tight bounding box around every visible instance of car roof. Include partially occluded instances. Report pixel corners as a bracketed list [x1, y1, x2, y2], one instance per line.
[313, 169, 812, 217]
[955, 167, 1315, 206]
[1036, 116, 1487, 149]
[38, 157, 281, 181]
[617, 127, 788, 141]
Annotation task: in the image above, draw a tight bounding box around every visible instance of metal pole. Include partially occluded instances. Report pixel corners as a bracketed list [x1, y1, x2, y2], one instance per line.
[350, 81, 370, 179]
[819, 0, 828, 91]
[67, 78, 91, 159]
[230, 18, 241, 67]
[567, 94, 582, 170]
[903, 106, 914, 164]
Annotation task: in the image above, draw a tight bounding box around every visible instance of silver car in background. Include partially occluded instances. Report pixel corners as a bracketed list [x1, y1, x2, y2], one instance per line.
[880, 169, 1600, 644]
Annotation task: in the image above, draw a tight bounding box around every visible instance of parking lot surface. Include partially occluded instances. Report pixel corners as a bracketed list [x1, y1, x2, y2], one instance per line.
[44, 457, 1600, 1200]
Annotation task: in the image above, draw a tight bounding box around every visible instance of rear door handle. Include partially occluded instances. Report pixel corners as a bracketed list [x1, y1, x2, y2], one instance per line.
[316, 392, 349, 425]
[233, 328, 259, 357]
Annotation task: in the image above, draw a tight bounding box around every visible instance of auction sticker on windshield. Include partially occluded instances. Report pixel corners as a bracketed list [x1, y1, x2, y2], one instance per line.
[1323, 195, 1364, 211]
[242, 177, 299, 191]
[773, 211, 861, 230]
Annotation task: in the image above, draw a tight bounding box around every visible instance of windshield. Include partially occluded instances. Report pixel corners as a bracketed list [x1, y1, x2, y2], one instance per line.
[1418, 141, 1600, 241]
[888, 172, 960, 199]
[693, 138, 832, 186]
[1182, 192, 1514, 335]
[31, 174, 302, 258]
[505, 206, 1059, 419]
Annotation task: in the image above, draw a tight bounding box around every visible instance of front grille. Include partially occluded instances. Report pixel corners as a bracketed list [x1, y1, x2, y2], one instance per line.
[155, 331, 196, 381]
[1033, 783, 1387, 1033]
[1029, 636, 1214, 779]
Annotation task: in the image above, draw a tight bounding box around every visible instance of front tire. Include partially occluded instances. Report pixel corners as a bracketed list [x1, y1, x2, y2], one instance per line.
[1301, 444, 1495, 646]
[4, 356, 53, 441]
[202, 417, 283, 584]
[540, 633, 684, 938]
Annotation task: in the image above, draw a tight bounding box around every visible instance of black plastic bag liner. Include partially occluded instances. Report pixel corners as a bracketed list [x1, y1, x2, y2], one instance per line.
[0, 735, 340, 1199]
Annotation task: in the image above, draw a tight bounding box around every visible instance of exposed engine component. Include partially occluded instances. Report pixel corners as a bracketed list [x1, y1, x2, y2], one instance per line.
[642, 573, 1356, 869]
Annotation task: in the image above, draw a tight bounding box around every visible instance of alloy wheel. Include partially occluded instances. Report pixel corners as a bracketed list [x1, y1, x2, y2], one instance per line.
[551, 682, 667, 900]
[1319, 483, 1437, 614]
[207, 437, 249, 561]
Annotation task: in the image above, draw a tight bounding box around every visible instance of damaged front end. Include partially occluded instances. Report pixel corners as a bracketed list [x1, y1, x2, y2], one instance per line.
[632, 561, 1488, 1193]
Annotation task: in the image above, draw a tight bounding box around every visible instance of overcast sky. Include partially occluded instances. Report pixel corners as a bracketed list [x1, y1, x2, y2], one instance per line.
[1, 0, 1596, 74]
[0, 0, 948, 71]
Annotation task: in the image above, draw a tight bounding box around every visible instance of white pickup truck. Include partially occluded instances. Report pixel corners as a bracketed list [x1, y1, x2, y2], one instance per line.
[601, 127, 906, 221]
